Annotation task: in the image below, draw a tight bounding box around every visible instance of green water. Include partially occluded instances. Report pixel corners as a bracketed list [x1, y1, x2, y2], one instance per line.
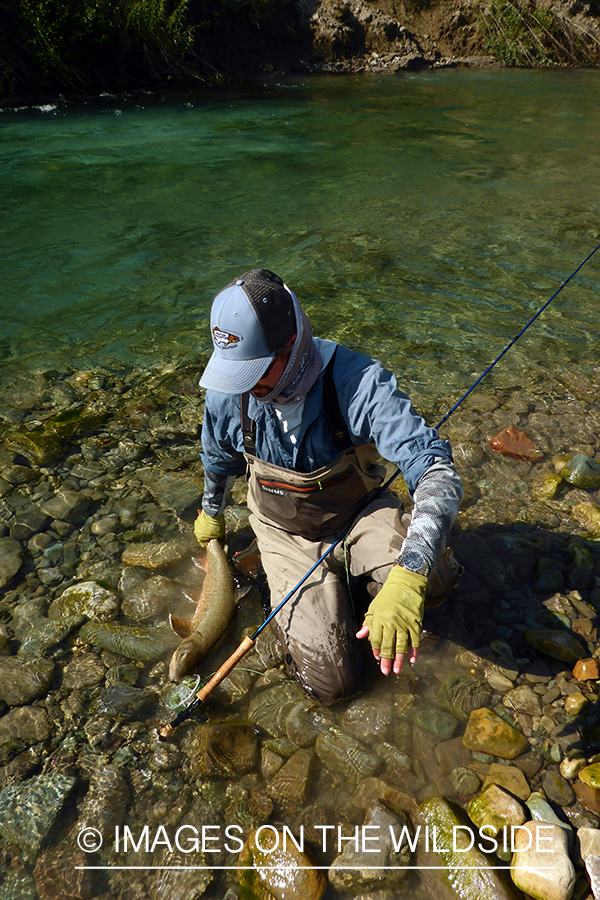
[1, 69, 600, 400]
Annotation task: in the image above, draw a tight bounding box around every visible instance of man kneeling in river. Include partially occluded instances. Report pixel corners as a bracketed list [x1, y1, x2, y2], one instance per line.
[194, 269, 464, 705]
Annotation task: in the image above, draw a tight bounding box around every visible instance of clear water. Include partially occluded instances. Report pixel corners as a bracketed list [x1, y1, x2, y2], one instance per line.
[2, 69, 600, 404]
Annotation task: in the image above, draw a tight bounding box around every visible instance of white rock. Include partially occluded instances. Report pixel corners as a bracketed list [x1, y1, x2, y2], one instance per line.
[510, 821, 575, 900]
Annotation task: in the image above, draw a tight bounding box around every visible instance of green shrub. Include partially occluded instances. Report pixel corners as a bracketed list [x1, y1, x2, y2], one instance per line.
[481, 0, 600, 65]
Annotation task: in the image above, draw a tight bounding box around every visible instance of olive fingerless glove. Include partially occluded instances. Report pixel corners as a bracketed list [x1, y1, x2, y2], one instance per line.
[362, 565, 427, 658]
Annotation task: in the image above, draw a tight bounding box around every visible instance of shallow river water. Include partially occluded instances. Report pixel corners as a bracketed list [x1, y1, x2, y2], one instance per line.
[1, 70, 600, 900]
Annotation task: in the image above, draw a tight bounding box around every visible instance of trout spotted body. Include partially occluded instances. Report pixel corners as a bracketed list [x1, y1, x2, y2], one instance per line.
[168, 539, 236, 681]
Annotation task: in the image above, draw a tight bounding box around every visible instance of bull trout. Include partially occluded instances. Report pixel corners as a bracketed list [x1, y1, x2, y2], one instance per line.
[168, 539, 236, 681]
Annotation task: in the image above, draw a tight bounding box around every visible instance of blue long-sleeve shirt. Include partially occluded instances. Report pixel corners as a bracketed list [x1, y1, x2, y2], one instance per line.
[199, 340, 463, 571]
[201, 339, 452, 488]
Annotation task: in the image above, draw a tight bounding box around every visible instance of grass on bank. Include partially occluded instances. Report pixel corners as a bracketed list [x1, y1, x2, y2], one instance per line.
[480, 0, 600, 65]
[0, 0, 288, 97]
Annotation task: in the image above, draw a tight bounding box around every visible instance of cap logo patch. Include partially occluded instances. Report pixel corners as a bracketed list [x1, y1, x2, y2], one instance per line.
[213, 326, 241, 350]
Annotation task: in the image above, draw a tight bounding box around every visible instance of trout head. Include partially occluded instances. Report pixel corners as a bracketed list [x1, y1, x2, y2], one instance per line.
[168, 632, 204, 682]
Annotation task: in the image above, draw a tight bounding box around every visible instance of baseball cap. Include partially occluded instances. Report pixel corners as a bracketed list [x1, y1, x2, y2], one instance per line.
[199, 269, 297, 394]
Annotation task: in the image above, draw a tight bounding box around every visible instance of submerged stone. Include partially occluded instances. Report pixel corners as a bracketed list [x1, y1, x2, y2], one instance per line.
[329, 801, 411, 890]
[437, 671, 492, 721]
[0, 537, 23, 589]
[285, 701, 334, 748]
[121, 536, 197, 569]
[185, 723, 258, 778]
[315, 727, 383, 780]
[483, 763, 530, 801]
[268, 748, 314, 806]
[248, 682, 306, 739]
[467, 783, 527, 839]
[463, 708, 529, 759]
[417, 796, 520, 900]
[237, 827, 326, 900]
[524, 628, 587, 663]
[0, 772, 76, 855]
[48, 581, 119, 621]
[488, 426, 543, 461]
[0, 657, 54, 706]
[531, 470, 564, 502]
[561, 453, 600, 490]
[572, 502, 600, 534]
[5, 430, 63, 466]
[79, 621, 179, 662]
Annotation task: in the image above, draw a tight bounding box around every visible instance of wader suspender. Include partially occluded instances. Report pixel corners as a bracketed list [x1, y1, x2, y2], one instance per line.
[239, 348, 351, 456]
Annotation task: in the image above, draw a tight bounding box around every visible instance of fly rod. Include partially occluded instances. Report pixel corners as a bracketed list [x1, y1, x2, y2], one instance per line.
[158, 240, 600, 740]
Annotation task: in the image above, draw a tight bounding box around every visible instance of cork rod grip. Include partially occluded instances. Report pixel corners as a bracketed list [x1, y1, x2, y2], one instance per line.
[195, 634, 256, 702]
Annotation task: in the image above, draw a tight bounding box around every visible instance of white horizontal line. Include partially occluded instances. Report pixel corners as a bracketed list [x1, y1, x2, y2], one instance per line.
[76, 865, 557, 871]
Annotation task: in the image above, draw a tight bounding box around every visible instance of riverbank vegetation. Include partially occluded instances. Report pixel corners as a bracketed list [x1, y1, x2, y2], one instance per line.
[480, 0, 600, 65]
[1, 0, 600, 100]
[0, 0, 306, 98]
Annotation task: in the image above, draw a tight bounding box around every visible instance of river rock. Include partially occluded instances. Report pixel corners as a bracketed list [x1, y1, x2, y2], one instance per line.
[560, 754, 587, 780]
[5, 429, 62, 466]
[341, 692, 393, 741]
[185, 723, 258, 778]
[463, 708, 529, 759]
[483, 763, 530, 800]
[572, 502, 600, 534]
[237, 827, 326, 900]
[0, 772, 76, 855]
[79, 621, 179, 662]
[41, 488, 89, 523]
[329, 800, 411, 890]
[34, 842, 96, 900]
[573, 657, 600, 681]
[0, 657, 54, 706]
[0, 706, 53, 764]
[532, 470, 564, 501]
[561, 454, 600, 490]
[574, 781, 600, 815]
[564, 691, 588, 715]
[488, 426, 543, 460]
[0, 536, 23, 588]
[416, 795, 520, 900]
[437, 671, 492, 720]
[121, 536, 197, 569]
[18, 615, 84, 657]
[502, 684, 542, 716]
[61, 653, 106, 691]
[248, 682, 306, 738]
[78, 763, 129, 841]
[542, 767, 576, 807]
[95, 682, 157, 719]
[285, 700, 335, 747]
[451, 766, 481, 796]
[48, 581, 119, 621]
[121, 574, 187, 622]
[527, 791, 574, 851]
[268, 748, 313, 806]
[315, 727, 383, 780]
[145, 471, 201, 513]
[467, 782, 527, 839]
[510, 821, 575, 900]
[579, 763, 600, 790]
[415, 706, 459, 741]
[0, 871, 39, 899]
[149, 848, 213, 900]
[524, 628, 587, 663]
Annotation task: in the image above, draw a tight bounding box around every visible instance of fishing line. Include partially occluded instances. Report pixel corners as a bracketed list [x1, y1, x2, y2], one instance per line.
[159, 240, 600, 739]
